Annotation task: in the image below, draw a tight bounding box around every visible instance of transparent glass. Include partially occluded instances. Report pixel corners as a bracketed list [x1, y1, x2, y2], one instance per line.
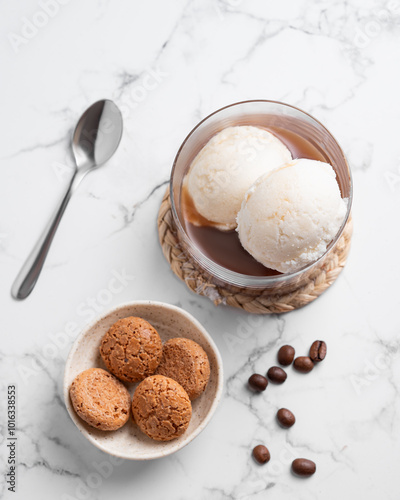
[170, 100, 352, 294]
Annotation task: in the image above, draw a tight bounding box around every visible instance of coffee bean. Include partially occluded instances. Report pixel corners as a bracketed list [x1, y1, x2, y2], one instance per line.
[252, 445, 270, 464]
[248, 374, 268, 392]
[309, 340, 327, 363]
[277, 408, 296, 428]
[267, 366, 287, 384]
[277, 345, 295, 366]
[291, 458, 316, 477]
[293, 356, 314, 373]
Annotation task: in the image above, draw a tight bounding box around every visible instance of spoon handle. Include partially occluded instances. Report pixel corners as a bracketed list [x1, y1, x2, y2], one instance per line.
[11, 176, 76, 300]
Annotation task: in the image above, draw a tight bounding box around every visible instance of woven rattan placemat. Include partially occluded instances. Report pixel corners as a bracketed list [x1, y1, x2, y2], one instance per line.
[158, 190, 352, 314]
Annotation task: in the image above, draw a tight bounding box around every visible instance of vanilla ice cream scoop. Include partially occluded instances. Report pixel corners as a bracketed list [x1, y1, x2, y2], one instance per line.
[237, 159, 347, 273]
[185, 126, 292, 230]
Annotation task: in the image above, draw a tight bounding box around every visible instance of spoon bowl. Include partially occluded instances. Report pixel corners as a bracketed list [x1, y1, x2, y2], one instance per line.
[72, 100, 123, 169]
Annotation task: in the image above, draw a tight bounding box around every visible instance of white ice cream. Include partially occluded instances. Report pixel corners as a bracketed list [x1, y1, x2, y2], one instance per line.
[237, 159, 347, 273]
[185, 126, 292, 230]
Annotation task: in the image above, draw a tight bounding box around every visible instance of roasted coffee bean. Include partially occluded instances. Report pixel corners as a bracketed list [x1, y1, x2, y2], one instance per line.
[252, 445, 271, 464]
[291, 458, 316, 477]
[277, 345, 295, 366]
[248, 373, 268, 392]
[309, 340, 327, 363]
[277, 408, 296, 428]
[293, 356, 314, 373]
[267, 366, 287, 384]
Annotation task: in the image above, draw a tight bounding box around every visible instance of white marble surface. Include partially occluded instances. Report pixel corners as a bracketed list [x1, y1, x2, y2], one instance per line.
[1, 0, 400, 498]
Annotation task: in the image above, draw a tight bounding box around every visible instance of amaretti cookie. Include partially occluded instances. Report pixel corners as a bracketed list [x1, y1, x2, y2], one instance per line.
[69, 368, 130, 431]
[131, 375, 192, 441]
[100, 317, 162, 383]
[156, 338, 210, 400]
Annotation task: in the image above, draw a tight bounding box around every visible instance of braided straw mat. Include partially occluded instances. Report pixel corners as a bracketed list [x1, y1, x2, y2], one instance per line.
[158, 189, 353, 314]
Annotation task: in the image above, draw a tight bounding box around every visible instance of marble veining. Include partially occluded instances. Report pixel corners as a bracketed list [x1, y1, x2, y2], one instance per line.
[1, 0, 399, 498]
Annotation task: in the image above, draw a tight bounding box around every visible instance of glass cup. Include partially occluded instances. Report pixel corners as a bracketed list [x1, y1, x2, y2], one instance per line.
[170, 100, 352, 296]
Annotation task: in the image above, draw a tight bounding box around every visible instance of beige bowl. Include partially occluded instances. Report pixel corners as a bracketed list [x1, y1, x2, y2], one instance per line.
[63, 301, 223, 460]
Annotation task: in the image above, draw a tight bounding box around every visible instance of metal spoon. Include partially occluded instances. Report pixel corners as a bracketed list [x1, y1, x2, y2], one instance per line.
[11, 99, 123, 300]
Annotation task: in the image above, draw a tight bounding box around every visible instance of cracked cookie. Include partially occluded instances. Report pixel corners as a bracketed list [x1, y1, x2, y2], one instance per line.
[100, 317, 162, 383]
[69, 368, 130, 431]
[131, 375, 192, 441]
[156, 338, 210, 400]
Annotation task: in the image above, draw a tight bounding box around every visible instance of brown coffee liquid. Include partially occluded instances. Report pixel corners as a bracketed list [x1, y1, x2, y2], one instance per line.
[181, 124, 327, 276]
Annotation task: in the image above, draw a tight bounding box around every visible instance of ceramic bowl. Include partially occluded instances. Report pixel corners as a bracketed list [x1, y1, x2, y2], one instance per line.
[63, 301, 223, 460]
